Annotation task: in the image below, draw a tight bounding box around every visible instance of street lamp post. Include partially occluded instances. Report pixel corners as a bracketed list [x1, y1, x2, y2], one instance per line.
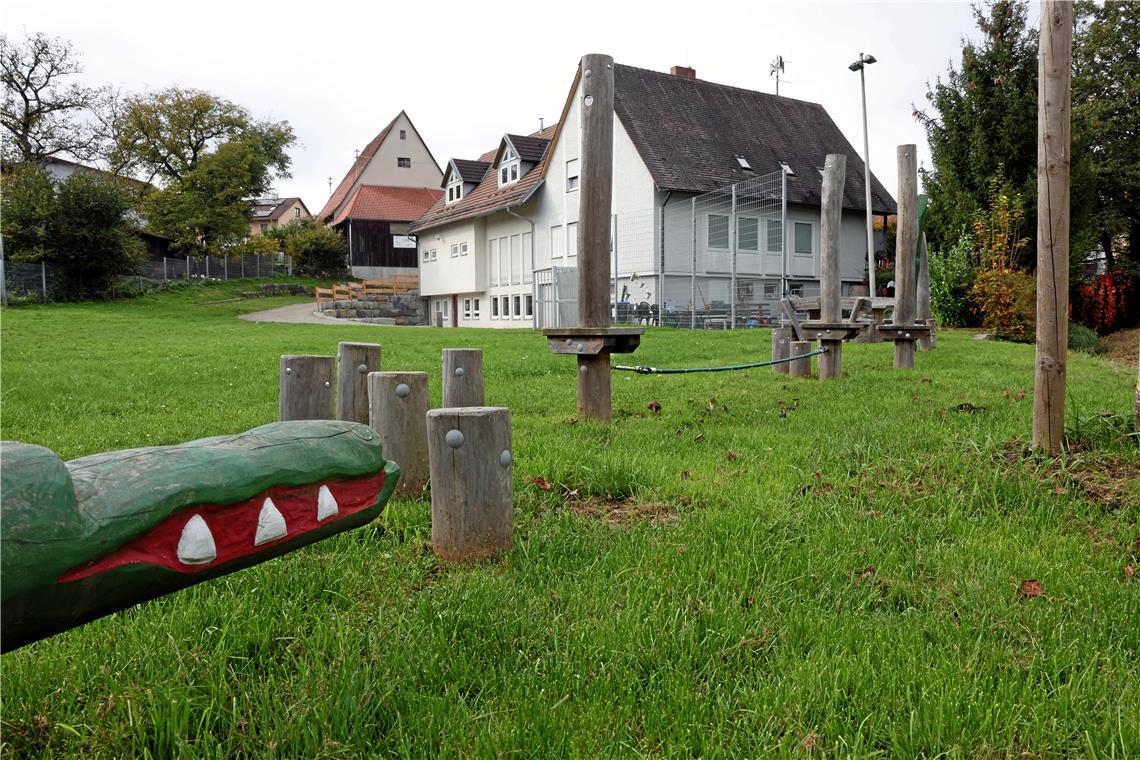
[849, 53, 877, 297]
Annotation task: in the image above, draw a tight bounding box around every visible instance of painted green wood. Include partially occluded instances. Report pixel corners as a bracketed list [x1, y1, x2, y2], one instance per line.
[1, 420, 399, 652]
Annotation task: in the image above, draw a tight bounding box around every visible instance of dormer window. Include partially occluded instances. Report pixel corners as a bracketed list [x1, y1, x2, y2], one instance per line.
[735, 155, 752, 171]
[446, 169, 463, 204]
[498, 143, 520, 187]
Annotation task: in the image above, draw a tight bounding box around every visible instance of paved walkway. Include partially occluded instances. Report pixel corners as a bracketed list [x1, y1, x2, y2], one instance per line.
[238, 302, 344, 325]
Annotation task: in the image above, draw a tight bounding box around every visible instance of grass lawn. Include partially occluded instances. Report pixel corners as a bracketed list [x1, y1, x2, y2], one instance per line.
[1, 280, 1137, 758]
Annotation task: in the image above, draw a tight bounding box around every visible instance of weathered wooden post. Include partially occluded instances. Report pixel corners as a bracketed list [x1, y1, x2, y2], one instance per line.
[800, 154, 861, 374]
[1033, 0, 1072, 454]
[368, 372, 429, 495]
[888, 145, 919, 369]
[542, 53, 643, 420]
[788, 341, 812, 378]
[279, 355, 335, 421]
[818, 154, 845, 379]
[771, 326, 791, 374]
[441, 348, 484, 407]
[427, 407, 513, 561]
[917, 233, 935, 350]
[337, 342, 381, 423]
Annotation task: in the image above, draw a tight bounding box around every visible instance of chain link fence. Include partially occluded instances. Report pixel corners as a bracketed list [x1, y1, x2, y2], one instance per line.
[2, 254, 293, 303]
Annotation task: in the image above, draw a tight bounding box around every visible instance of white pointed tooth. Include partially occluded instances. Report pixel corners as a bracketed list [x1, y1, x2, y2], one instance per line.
[317, 485, 339, 521]
[177, 514, 217, 565]
[254, 497, 288, 545]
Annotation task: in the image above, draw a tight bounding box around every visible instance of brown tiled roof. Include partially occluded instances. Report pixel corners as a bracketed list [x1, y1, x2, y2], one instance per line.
[331, 185, 443, 226]
[250, 197, 309, 222]
[449, 159, 490, 185]
[612, 64, 896, 214]
[411, 125, 557, 233]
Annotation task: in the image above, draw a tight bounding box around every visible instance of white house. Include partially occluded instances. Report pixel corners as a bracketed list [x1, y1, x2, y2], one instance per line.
[409, 62, 896, 328]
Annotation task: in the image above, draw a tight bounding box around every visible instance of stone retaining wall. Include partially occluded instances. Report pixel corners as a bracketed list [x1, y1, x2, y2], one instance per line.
[318, 294, 427, 326]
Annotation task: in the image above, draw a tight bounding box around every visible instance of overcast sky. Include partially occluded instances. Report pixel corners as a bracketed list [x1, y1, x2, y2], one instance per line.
[6, 0, 1036, 210]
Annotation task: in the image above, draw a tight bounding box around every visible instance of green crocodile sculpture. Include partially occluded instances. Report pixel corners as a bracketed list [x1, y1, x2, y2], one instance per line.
[1, 420, 399, 652]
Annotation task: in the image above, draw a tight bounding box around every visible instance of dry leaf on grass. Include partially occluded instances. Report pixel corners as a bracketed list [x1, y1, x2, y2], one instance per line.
[1019, 579, 1043, 599]
[531, 477, 553, 491]
[647, 400, 662, 414]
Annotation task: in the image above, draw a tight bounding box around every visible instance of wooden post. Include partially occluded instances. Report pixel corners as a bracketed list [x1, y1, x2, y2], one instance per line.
[279, 355, 334, 421]
[336, 342, 381, 423]
[442, 348, 484, 407]
[818, 153, 846, 379]
[368, 372, 429, 495]
[893, 145, 918, 369]
[578, 53, 615, 421]
[1033, 0, 1072, 454]
[789, 340, 811, 378]
[771, 326, 790, 374]
[917, 233, 934, 350]
[427, 407, 513, 562]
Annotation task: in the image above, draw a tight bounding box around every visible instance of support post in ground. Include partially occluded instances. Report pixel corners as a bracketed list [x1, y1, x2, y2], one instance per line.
[336, 342, 381, 423]
[279, 355, 335, 421]
[1033, 0, 1072, 454]
[368, 371, 429, 495]
[442, 348, 485, 407]
[818, 153, 847, 379]
[789, 340, 811, 378]
[917, 233, 935, 350]
[892, 145, 919, 369]
[427, 407, 513, 562]
[771, 326, 790, 374]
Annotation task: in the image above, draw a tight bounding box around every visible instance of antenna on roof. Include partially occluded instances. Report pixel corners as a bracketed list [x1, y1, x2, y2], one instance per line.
[539, 116, 544, 131]
[769, 55, 787, 96]
[327, 176, 333, 195]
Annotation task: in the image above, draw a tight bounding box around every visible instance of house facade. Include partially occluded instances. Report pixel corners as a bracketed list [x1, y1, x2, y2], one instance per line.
[410, 62, 896, 328]
[319, 111, 444, 278]
[248, 197, 311, 235]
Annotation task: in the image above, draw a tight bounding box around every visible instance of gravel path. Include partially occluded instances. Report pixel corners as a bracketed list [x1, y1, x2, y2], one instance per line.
[237, 302, 346, 325]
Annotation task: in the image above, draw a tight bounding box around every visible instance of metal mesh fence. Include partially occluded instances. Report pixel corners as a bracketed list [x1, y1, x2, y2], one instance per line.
[2, 254, 293, 303]
[534, 169, 787, 329]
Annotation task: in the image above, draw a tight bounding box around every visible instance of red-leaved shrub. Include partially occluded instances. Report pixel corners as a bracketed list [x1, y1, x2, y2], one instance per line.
[1073, 271, 1135, 334]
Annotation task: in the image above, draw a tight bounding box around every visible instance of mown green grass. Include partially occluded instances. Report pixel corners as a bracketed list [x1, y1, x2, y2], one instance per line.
[1, 280, 1137, 759]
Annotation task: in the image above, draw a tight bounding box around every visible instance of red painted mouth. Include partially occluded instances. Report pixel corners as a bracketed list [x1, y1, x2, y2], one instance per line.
[59, 473, 386, 583]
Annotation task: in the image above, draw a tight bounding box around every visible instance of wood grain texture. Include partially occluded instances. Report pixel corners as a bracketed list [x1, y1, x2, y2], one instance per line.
[368, 372, 430, 495]
[577, 354, 612, 421]
[789, 341, 811, 378]
[771, 327, 791, 374]
[441, 348, 484, 408]
[337, 342, 381, 424]
[427, 407, 513, 562]
[917, 234, 934, 351]
[892, 145, 918, 369]
[1033, 0, 1072, 454]
[578, 53, 615, 330]
[279, 355, 335, 421]
[819, 154, 846, 324]
[818, 340, 842, 380]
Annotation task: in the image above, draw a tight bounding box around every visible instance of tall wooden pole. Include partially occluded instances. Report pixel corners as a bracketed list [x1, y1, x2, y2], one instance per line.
[917, 233, 934, 350]
[577, 53, 615, 421]
[893, 145, 918, 369]
[1033, 0, 1071, 454]
[818, 153, 846, 379]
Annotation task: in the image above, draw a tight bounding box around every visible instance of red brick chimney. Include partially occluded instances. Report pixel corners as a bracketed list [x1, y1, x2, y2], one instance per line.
[670, 65, 696, 80]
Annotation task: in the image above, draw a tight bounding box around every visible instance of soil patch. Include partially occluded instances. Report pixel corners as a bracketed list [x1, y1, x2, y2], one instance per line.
[565, 497, 679, 528]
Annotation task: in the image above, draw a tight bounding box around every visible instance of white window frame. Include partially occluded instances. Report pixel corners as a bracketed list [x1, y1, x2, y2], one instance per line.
[473, 298, 480, 318]
[488, 238, 498, 285]
[500, 295, 509, 319]
[551, 225, 564, 259]
[422, 247, 430, 263]
[766, 220, 782, 253]
[510, 234, 521, 285]
[460, 242, 469, 256]
[737, 216, 759, 252]
[463, 298, 472, 320]
[498, 143, 520, 187]
[492, 297, 499, 318]
[446, 179, 463, 204]
[567, 222, 578, 258]
[430, 248, 437, 262]
[707, 214, 730, 250]
[512, 294, 522, 319]
[566, 158, 579, 192]
[525, 294, 533, 318]
[793, 222, 813, 256]
[451, 243, 459, 258]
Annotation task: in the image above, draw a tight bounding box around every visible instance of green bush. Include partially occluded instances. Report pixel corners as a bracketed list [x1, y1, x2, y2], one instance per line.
[929, 232, 975, 326]
[266, 219, 348, 277]
[1067, 321, 1102, 354]
[970, 267, 1036, 342]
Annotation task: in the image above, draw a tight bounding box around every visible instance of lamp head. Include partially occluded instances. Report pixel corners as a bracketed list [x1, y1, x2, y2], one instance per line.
[849, 53, 877, 71]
